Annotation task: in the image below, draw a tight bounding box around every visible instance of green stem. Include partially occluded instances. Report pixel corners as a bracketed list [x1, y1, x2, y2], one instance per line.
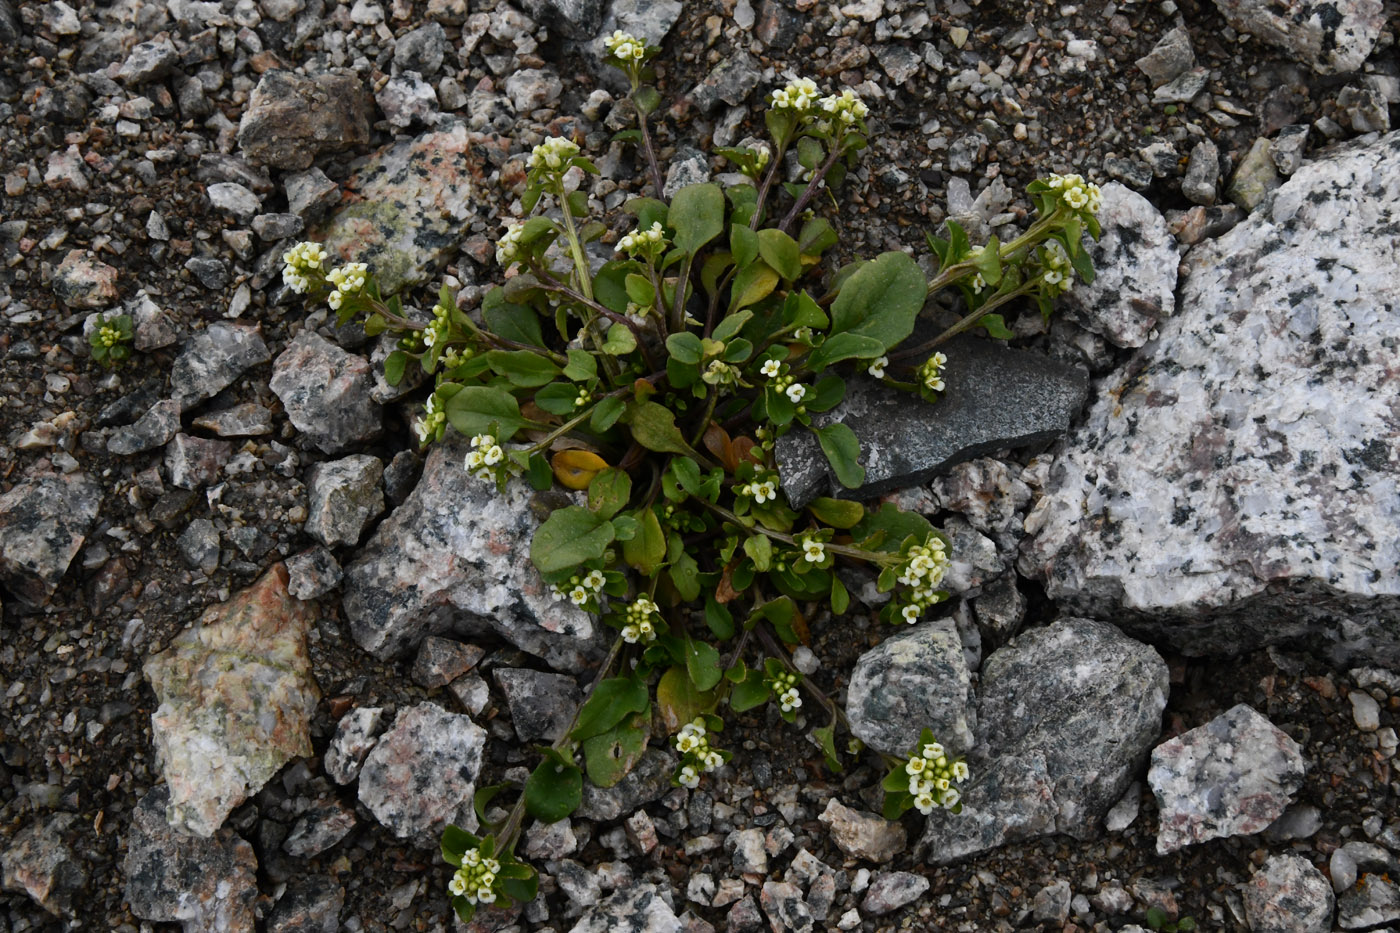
[700, 500, 897, 564]
[670, 254, 693, 335]
[557, 184, 594, 303]
[887, 281, 1035, 363]
[633, 92, 666, 197]
[778, 143, 843, 234]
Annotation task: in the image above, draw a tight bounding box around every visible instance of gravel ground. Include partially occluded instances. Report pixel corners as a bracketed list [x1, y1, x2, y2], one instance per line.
[1, 0, 1397, 929]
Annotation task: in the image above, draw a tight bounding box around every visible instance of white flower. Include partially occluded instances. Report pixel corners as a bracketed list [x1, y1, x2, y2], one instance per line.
[919, 352, 947, 393]
[779, 688, 802, 712]
[952, 761, 970, 782]
[942, 788, 961, 808]
[906, 757, 926, 776]
[448, 875, 467, 896]
[703, 750, 724, 771]
[867, 355, 888, 378]
[914, 792, 936, 815]
[483, 445, 504, 466]
[801, 537, 825, 563]
[770, 77, 821, 111]
[817, 88, 869, 127]
[900, 604, 921, 624]
[584, 569, 605, 591]
[477, 887, 496, 905]
[496, 220, 526, 266]
[678, 765, 700, 789]
[281, 240, 328, 293]
[528, 136, 581, 172]
[785, 383, 807, 404]
[760, 359, 781, 378]
[569, 586, 590, 607]
[922, 742, 944, 760]
[751, 479, 777, 504]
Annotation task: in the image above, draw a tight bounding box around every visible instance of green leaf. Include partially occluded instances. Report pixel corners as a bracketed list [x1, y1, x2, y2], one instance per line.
[805, 375, 846, 413]
[441, 824, 477, 864]
[582, 715, 650, 786]
[601, 323, 637, 355]
[670, 183, 725, 256]
[977, 313, 1015, 339]
[807, 332, 886, 371]
[669, 548, 701, 601]
[593, 261, 633, 314]
[809, 497, 865, 528]
[453, 897, 477, 924]
[485, 349, 561, 387]
[1176, 918, 1196, 932]
[624, 273, 655, 308]
[813, 423, 865, 488]
[1145, 907, 1167, 931]
[624, 401, 698, 456]
[973, 235, 1002, 285]
[729, 669, 771, 711]
[384, 350, 407, 386]
[588, 468, 632, 519]
[500, 871, 538, 904]
[796, 136, 824, 169]
[535, 382, 582, 415]
[622, 507, 666, 575]
[730, 223, 759, 268]
[624, 196, 669, 229]
[685, 638, 723, 691]
[635, 85, 661, 115]
[742, 534, 773, 571]
[665, 332, 703, 364]
[530, 506, 616, 573]
[853, 502, 935, 553]
[812, 724, 842, 772]
[572, 675, 650, 741]
[729, 261, 779, 311]
[590, 396, 626, 432]
[609, 513, 639, 541]
[785, 290, 829, 330]
[798, 218, 838, 256]
[830, 575, 850, 614]
[882, 789, 912, 821]
[524, 751, 582, 823]
[757, 229, 801, 281]
[700, 252, 734, 299]
[656, 665, 712, 732]
[947, 219, 971, 260]
[828, 251, 927, 352]
[671, 457, 704, 496]
[444, 386, 525, 440]
[563, 349, 597, 381]
[526, 453, 552, 491]
[712, 309, 752, 344]
[704, 595, 735, 639]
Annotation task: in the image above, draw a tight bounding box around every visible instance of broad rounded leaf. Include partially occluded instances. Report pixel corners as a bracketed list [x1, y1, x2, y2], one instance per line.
[829, 251, 926, 352]
[670, 183, 725, 256]
[530, 506, 615, 573]
[524, 752, 582, 823]
[813, 422, 865, 489]
[444, 386, 525, 440]
[552, 449, 609, 490]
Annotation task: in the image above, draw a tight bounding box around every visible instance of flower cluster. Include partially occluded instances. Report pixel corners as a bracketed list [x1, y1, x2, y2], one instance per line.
[702, 360, 741, 386]
[281, 240, 327, 293]
[553, 568, 607, 611]
[416, 393, 446, 444]
[326, 262, 368, 311]
[769, 76, 820, 111]
[422, 300, 452, 350]
[448, 846, 502, 906]
[673, 718, 726, 788]
[1046, 172, 1103, 214]
[1039, 240, 1072, 297]
[760, 362, 809, 405]
[918, 351, 947, 394]
[528, 136, 580, 175]
[496, 220, 525, 267]
[893, 534, 951, 623]
[96, 322, 125, 348]
[619, 594, 660, 643]
[736, 472, 780, 505]
[464, 433, 506, 480]
[616, 221, 667, 258]
[816, 88, 868, 134]
[903, 738, 969, 815]
[765, 668, 802, 713]
[603, 29, 647, 61]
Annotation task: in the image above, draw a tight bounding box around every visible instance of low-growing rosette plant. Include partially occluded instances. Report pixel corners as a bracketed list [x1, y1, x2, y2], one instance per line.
[280, 34, 1101, 921]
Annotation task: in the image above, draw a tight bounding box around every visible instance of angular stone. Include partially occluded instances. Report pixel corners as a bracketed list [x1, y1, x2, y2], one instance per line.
[1242, 854, 1334, 933]
[817, 798, 906, 863]
[760, 881, 813, 933]
[394, 23, 447, 75]
[237, 71, 373, 170]
[1135, 25, 1194, 87]
[0, 470, 101, 606]
[777, 338, 1088, 506]
[411, 636, 484, 687]
[185, 257, 230, 291]
[206, 182, 261, 221]
[917, 752, 1058, 864]
[169, 323, 271, 409]
[688, 51, 763, 114]
[252, 212, 305, 241]
[1021, 134, 1400, 663]
[108, 399, 182, 456]
[376, 72, 439, 129]
[567, 882, 684, 933]
[324, 706, 383, 785]
[284, 168, 341, 220]
[197, 153, 275, 196]
[285, 547, 343, 600]
[1210, 0, 1383, 74]
[314, 121, 478, 296]
[305, 454, 384, 547]
[165, 433, 233, 489]
[1227, 137, 1282, 212]
[1182, 139, 1221, 206]
[268, 876, 344, 933]
[177, 518, 221, 575]
[269, 332, 381, 454]
[144, 564, 320, 836]
[129, 291, 178, 350]
[357, 702, 486, 838]
[282, 799, 357, 858]
[192, 402, 275, 437]
[124, 786, 258, 931]
[449, 672, 490, 717]
[504, 67, 562, 114]
[495, 668, 582, 743]
[845, 619, 973, 757]
[117, 38, 178, 84]
[576, 749, 676, 822]
[1, 813, 86, 916]
[862, 871, 929, 916]
[53, 249, 118, 308]
[929, 458, 1032, 541]
[343, 441, 603, 667]
[1060, 182, 1179, 347]
[1338, 874, 1400, 928]
[1152, 66, 1208, 104]
[518, 0, 602, 38]
[1149, 704, 1306, 854]
[1272, 124, 1311, 176]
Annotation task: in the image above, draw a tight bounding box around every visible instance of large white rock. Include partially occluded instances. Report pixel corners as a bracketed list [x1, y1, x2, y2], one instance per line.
[1021, 132, 1400, 664]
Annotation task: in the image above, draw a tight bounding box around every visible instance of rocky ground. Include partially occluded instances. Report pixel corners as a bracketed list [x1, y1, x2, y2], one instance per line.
[2, 0, 1400, 930]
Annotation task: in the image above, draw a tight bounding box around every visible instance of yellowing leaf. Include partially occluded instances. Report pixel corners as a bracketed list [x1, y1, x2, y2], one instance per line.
[552, 449, 610, 490]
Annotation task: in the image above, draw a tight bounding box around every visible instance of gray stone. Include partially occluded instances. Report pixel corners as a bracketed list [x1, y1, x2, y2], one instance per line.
[846, 618, 974, 757]
[197, 153, 274, 196]
[207, 182, 261, 221]
[553, 858, 603, 907]
[496, 668, 582, 743]
[117, 39, 179, 84]
[411, 636, 484, 688]
[185, 256, 230, 291]
[1242, 854, 1334, 933]
[1020, 133, 1400, 664]
[252, 213, 305, 240]
[357, 702, 486, 837]
[577, 749, 676, 822]
[1135, 26, 1194, 87]
[519, 0, 601, 38]
[267, 876, 344, 933]
[169, 323, 271, 409]
[1262, 803, 1324, 841]
[1338, 874, 1400, 928]
[1104, 784, 1141, 832]
[124, 786, 258, 931]
[393, 22, 447, 75]
[817, 798, 906, 863]
[942, 517, 1006, 595]
[165, 434, 233, 490]
[1339, 85, 1390, 133]
[1182, 139, 1220, 206]
[237, 71, 373, 170]
[376, 72, 440, 129]
[343, 441, 603, 667]
[305, 455, 384, 547]
[1033, 880, 1071, 924]
[596, 0, 684, 59]
[777, 338, 1088, 506]
[524, 819, 579, 859]
[920, 618, 1168, 862]
[1152, 67, 1208, 104]
[1271, 124, 1310, 175]
[108, 399, 182, 456]
[269, 332, 381, 454]
[53, 249, 117, 308]
[504, 67, 562, 114]
[145, 565, 320, 836]
[191, 403, 275, 437]
[0, 471, 101, 606]
[284, 168, 341, 220]
[1149, 704, 1305, 854]
[930, 458, 1032, 542]
[1210, 0, 1383, 74]
[177, 518, 221, 575]
[689, 52, 763, 114]
[1227, 137, 1282, 211]
[1060, 182, 1180, 347]
[972, 575, 1026, 646]
[449, 671, 491, 716]
[285, 547, 343, 600]
[727, 895, 763, 931]
[1, 813, 86, 916]
[129, 292, 178, 350]
[567, 883, 683, 933]
[663, 148, 711, 200]
[1349, 690, 1381, 730]
[324, 706, 383, 785]
[760, 881, 813, 933]
[875, 45, 923, 85]
[282, 800, 357, 858]
[861, 872, 929, 916]
[728, 828, 768, 874]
